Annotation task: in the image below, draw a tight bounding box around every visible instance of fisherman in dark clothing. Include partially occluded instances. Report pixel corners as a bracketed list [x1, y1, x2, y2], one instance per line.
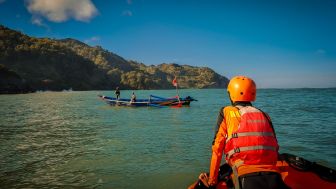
[130, 91, 136, 102]
[115, 87, 120, 99]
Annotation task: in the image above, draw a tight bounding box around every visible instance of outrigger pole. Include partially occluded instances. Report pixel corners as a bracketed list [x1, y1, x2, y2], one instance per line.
[176, 85, 180, 102]
[173, 76, 182, 106]
[172, 76, 179, 99]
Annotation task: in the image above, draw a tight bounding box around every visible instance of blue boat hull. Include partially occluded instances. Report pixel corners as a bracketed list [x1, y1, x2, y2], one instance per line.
[98, 95, 196, 107]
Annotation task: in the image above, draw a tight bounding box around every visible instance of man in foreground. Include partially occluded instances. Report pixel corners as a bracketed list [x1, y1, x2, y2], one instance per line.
[199, 76, 289, 189]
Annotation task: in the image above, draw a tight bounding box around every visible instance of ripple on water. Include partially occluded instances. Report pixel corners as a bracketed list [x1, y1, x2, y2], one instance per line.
[1, 89, 336, 188]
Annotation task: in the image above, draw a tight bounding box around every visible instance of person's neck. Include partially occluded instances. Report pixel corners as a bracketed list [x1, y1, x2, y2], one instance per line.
[233, 101, 252, 107]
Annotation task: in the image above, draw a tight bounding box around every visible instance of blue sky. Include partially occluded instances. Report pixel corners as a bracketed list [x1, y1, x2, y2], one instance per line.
[0, 0, 335, 88]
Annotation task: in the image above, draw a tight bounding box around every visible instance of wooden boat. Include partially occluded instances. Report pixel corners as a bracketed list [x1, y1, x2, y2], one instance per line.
[98, 94, 196, 107]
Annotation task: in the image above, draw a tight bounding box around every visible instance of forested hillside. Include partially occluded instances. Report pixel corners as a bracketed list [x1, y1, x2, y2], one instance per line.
[0, 25, 229, 94]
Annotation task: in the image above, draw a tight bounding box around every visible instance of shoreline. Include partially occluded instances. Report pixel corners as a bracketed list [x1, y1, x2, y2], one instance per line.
[1, 87, 336, 95]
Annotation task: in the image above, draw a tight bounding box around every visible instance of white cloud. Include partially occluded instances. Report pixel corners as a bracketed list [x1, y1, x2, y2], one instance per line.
[122, 10, 132, 17]
[315, 49, 326, 55]
[85, 36, 100, 44]
[31, 16, 50, 30]
[25, 0, 98, 22]
[32, 16, 43, 26]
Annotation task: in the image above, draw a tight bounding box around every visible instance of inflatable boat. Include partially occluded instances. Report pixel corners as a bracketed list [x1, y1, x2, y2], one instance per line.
[188, 153, 336, 189]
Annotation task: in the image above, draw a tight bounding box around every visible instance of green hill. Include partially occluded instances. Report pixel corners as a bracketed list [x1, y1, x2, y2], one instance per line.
[0, 25, 229, 94]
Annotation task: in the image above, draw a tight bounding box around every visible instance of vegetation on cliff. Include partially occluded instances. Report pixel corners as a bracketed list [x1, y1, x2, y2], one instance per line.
[0, 25, 229, 93]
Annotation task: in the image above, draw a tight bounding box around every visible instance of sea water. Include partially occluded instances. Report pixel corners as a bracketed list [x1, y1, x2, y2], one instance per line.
[0, 89, 336, 188]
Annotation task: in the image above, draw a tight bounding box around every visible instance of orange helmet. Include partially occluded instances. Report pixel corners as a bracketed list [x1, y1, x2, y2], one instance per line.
[227, 76, 256, 102]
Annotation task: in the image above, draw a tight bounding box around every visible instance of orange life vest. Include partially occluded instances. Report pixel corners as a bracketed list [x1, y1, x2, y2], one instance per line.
[208, 105, 280, 186]
[224, 105, 279, 167]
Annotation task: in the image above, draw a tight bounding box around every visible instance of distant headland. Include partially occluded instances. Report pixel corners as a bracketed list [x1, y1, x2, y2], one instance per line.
[0, 25, 229, 94]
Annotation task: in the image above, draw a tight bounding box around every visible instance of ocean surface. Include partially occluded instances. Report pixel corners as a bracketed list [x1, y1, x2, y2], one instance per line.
[1, 88, 336, 189]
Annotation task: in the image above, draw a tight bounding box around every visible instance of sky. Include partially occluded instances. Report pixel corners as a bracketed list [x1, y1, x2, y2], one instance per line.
[0, 0, 335, 88]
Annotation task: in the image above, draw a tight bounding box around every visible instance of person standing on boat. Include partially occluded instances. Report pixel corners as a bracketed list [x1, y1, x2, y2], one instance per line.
[115, 87, 120, 99]
[130, 91, 136, 102]
[200, 76, 289, 189]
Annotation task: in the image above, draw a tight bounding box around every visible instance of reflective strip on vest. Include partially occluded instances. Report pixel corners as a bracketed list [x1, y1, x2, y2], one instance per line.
[226, 145, 277, 159]
[230, 111, 241, 118]
[225, 132, 275, 143]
